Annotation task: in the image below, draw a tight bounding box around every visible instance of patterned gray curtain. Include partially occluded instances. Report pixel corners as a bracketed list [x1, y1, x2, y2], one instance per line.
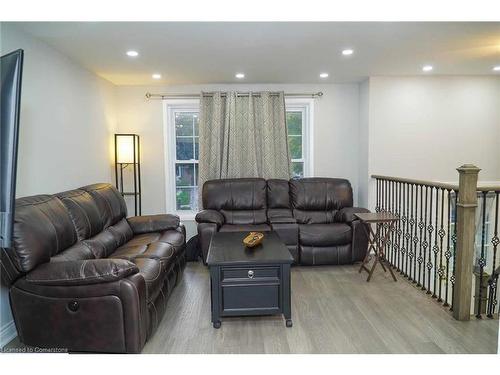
[198, 91, 291, 202]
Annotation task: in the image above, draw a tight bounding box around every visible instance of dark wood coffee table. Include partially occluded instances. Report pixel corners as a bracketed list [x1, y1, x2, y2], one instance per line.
[206, 231, 294, 328]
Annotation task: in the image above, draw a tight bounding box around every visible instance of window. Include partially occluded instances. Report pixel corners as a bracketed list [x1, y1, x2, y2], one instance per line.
[174, 112, 199, 211]
[285, 99, 313, 178]
[164, 98, 313, 216]
[164, 100, 200, 215]
[287, 111, 305, 178]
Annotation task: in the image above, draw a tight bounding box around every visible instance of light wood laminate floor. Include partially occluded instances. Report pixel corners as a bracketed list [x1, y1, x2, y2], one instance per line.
[142, 261, 499, 354]
[5, 261, 498, 354]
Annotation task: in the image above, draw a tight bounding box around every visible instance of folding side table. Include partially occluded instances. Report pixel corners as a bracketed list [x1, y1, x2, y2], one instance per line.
[355, 212, 399, 282]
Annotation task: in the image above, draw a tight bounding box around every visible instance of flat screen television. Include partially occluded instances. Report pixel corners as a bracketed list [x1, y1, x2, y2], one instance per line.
[0, 49, 23, 248]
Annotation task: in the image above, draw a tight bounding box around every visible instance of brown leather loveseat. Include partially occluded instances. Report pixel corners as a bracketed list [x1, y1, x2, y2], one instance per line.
[196, 177, 369, 265]
[1, 183, 186, 353]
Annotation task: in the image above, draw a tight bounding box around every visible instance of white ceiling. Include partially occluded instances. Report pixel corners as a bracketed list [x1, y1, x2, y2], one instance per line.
[12, 22, 500, 85]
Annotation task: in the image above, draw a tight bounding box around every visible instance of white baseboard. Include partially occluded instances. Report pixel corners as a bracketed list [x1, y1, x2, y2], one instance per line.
[0, 320, 17, 348]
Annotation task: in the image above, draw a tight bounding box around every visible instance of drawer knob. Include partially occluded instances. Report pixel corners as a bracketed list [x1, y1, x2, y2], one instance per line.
[68, 301, 79, 312]
[248, 270, 254, 279]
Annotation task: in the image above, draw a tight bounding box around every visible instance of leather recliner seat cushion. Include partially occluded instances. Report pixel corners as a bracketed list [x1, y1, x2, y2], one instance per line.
[299, 223, 352, 246]
[128, 258, 165, 303]
[118, 230, 185, 255]
[111, 241, 175, 265]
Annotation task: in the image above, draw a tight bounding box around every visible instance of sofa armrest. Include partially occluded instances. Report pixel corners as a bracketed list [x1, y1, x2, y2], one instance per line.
[268, 216, 297, 224]
[127, 214, 180, 234]
[336, 207, 370, 223]
[25, 259, 138, 286]
[195, 209, 224, 227]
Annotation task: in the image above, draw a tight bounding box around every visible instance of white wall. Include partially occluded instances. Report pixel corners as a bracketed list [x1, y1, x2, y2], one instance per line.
[115, 83, 361, 238]
[358, 79, 370, 208]
[365, 76, 500, 209]
[0, 24, 117, 347]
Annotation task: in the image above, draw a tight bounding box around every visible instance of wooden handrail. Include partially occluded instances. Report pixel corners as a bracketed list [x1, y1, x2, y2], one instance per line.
[371, 175, 459, 190]
[371, 175, 500, 193]
[477, 186, 500, 192]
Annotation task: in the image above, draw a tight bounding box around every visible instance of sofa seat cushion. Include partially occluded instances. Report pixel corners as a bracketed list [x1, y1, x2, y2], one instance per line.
[219, 224, 271, 233]
[158, 230, 185, 254]
[121, 230, 184, 255]
[130, 258, 165, 303]
[299, 223, 352, 246]
[111, 241, 175, 265]
[125, 233, 161, 247]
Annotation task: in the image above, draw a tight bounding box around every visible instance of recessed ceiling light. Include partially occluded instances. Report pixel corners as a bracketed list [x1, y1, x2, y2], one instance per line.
[342, 49, 354, 56]
[422, 65, 433, 72]
[235, 73, 245, 79]
[126, 50, 139, 57]
[152, 73, 162, 79]
[319, 73, 329, 78]
[493, 66, 500, 72]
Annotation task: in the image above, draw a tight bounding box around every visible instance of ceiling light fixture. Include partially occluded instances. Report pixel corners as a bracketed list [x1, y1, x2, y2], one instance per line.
[235, 73, 245, 79]
[493, 66, 500, 72]
[422, 65, 433, 72]
[342, 49, 354, 56]
[126, 50, 139, 57]
[319, 73, 329, 78]
[152, 73, 162, 79]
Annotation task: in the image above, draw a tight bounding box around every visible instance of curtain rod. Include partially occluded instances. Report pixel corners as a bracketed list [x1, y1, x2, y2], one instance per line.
[145, 91, 323, 100]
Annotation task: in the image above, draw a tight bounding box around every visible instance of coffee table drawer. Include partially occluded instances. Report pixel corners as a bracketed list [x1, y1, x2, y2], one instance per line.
[221, 284, 280, 315]
[221, 266, 279, 282]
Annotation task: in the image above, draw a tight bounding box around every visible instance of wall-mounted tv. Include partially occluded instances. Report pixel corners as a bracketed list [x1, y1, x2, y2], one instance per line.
[1, 49, 24, 248]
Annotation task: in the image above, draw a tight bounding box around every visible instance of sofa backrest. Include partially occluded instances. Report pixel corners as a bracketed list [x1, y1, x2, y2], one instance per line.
[56, 189, 104, 241]
[2, 195, 79, 285]
[81, 183, 128, 228]
[266, 179, 292, 219]
[0, 183, 130, 287]
[202, 178, 267, 224]
[289, 178, 353, 224]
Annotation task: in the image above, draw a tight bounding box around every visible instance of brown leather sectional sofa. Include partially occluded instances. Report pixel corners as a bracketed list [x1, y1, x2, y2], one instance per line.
[1, 183, 186, 353]
[196, 178, 370, 265]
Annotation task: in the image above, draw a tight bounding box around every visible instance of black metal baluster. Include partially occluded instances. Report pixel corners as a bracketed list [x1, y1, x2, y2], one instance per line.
[444, 189, 452, 307]
[386, 180, 392, 265]
[376, 179, 380, 213]
[397, 181, 402, 271]
[425, 186, 433, 294]
[402, 182, 408, 276]
[476, 191, 488, 318]
[421, 186, 429, 291]
[414, 184, 420, 283]
[391, 180, 396, 267]
[387, 180, 390, 262]
[450, 190, 458, 311]
[431, 187, 439, 298]
[409, 184, 415, 282]
[417, 185, 424, 287]
[487, 191, 499, 318]
[437, 188, 446, 303]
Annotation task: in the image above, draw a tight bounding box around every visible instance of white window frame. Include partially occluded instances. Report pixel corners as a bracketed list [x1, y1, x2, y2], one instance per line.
[285, 98, 314, 177]
[162, 99, 200, 220]
[163, 97, 314, 219]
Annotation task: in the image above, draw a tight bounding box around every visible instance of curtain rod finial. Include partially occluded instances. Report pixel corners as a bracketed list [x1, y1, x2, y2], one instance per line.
[317, 92, 323, 97]
[145, 92, 151, 99]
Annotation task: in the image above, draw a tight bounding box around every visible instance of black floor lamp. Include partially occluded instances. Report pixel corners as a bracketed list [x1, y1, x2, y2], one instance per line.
[114, 134, 141, 216]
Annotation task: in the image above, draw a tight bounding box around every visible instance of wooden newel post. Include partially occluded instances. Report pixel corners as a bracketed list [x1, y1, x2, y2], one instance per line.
[453, 164, 480, 320]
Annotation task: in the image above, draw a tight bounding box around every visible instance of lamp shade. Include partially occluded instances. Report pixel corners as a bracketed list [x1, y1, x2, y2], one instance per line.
[115, 134, 136, 164]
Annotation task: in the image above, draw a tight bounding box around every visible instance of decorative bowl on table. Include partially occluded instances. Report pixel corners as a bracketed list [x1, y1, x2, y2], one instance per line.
[243, 232, 265, 248]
